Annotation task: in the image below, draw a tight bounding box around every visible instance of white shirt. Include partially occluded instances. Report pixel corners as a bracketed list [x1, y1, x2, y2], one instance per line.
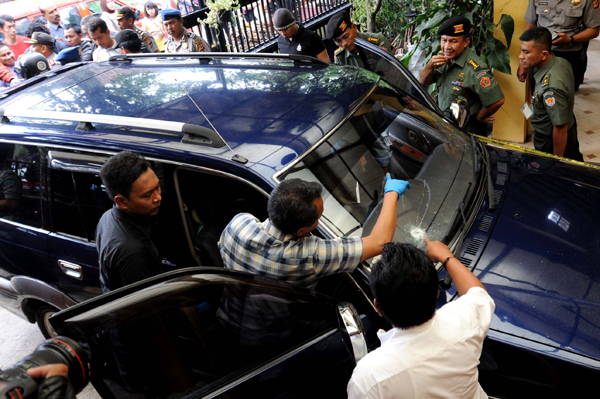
[347, 287, 495, 399]
[92, 45, 120, 62]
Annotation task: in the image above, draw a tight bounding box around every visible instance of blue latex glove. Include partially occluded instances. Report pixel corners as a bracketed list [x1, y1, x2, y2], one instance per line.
[384, 173, 410, 199]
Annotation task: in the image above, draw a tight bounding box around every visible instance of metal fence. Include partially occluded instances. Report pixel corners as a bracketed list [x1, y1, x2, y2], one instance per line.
[180, 0, 351, 53]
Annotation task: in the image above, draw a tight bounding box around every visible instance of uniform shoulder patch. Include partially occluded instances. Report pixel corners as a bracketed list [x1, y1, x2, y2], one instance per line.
[543, 91, 553, 97]
[334, 47, 344, 55]
[594, 0, 599, 8]
[144, 36, 152, 45]
[367, 36, 380, 44]
[476, 71, 486, 79]
[195, 39, 204, 51]
[468, 59, 480, 70]
[542, 74, 549, 87]
[545, 97, 555, 106]
[480, 76, 491, 88]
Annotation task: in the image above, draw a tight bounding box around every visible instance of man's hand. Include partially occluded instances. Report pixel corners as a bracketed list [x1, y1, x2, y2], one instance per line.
[517, 63, 528, 82]
[384, 173, 410, 199]
[552, 32, 572, 45]
[424, 238, 453, 263]
[429, 54, 448, 69]
[27, 364, 69, 379]
[477, 114, 496, 123]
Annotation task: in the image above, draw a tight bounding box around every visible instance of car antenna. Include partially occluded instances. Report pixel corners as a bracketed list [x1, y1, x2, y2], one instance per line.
[175, 79, 248, 164]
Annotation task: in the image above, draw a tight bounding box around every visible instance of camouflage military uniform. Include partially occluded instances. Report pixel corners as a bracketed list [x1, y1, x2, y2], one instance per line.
[333, 31, 392, 68]
[134, 26, 159, 53]
[434, 47, 504, 135]
[531, 55, 583, 161]
[164, 29, 210, 53]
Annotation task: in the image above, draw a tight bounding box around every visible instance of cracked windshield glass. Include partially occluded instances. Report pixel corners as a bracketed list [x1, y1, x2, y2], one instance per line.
[281, 81, 476, 256]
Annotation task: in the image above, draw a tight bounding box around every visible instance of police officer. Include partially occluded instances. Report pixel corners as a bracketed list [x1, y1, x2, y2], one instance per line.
[274, 8, 330, 63]
[115, 29, 142, 54]
[419, 17, 505, 135]
[114, 6, 159, 53]
[519, 0, 600, 90]
[519, 27, 583, 161]
[326, 11, 392, 68]
[55, 46, 82, 65]
[161, 8, 210, 53]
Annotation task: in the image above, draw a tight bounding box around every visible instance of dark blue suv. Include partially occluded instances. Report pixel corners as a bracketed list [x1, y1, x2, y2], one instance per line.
[1, 43, 599, 398]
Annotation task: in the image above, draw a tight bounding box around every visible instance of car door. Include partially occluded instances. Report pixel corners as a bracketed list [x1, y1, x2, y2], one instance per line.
[50, 268, 367, 399]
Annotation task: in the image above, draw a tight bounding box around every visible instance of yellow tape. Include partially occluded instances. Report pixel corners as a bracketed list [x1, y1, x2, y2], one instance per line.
[474, 134, 600, 170]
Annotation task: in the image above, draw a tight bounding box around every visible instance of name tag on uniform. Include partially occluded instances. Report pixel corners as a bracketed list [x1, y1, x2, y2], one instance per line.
[521, 102, 533, 120]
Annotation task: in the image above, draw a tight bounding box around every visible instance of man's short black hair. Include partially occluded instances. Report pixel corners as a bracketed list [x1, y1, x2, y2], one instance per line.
[519, 26, 552, 52]
[64, 24, 82, 34]
[268, 178, 323, 234]
[88, 17, 108, 35]
[0, 14, 15, 29]
[24, 19, 50, 37]
[100, 152, 150, 200]
[370, 242, 439, 329]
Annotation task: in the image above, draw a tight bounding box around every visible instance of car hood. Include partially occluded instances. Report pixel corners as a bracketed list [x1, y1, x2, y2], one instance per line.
[475, 151, 600, 361]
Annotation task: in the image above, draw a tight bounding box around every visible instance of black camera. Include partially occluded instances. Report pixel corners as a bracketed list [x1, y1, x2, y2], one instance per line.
[0, 336, 90, 399]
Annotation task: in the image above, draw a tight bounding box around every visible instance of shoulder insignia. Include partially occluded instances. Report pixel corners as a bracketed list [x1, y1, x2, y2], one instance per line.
[545, 97, 556, 106]
[595, 0, 599, 8]
[453, 86, 460, 91]
[367, 36, 380, 44]
[334, 47, 344, 55]
[543, 91, 554, 97]
[459, 72, 465, 78]
[468, 59, 480, 70]
[543, 74, 549, 87]
[480, 76, 491, 88]
[195, 39, 204, 51]
[144, 36, 152, 45]
[476, 71, 486, 79]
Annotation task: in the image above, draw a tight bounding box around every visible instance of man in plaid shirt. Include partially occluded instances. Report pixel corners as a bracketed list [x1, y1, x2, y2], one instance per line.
[218, 175, 410, 288]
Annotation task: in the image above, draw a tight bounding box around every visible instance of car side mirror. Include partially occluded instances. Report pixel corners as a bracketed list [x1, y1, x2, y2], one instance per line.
[450, 98, 469, 128]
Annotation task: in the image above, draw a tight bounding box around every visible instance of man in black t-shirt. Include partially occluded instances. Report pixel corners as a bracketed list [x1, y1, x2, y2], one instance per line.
[96, 151, 163, 293]
[274, 8, 329, 63]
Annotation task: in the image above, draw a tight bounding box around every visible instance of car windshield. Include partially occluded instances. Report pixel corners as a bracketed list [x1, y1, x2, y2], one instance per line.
[279, 80, 476, 253]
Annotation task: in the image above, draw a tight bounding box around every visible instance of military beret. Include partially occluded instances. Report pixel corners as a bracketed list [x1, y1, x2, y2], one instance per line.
[326, 11, 352, 40]
[55, 46, 82, 64]
[159, 8, 181, 20]
[25, 32, 54, 45]
[114, 6, 136, 21]
[115, 29, 139, 48]
[438, 17, 471, 37]
[273, 8, 295, 30]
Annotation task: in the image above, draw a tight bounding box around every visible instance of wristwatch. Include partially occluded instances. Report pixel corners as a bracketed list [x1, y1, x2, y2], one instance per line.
[570, 35, 575, 45]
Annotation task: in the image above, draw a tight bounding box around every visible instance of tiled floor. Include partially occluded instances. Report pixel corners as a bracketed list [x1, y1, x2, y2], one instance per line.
[516, 37, 600, 161]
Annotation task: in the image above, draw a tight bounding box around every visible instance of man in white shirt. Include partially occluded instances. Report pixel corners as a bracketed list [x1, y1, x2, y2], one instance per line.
[88, 17, 119, 62]
[347, 238, 495, 399]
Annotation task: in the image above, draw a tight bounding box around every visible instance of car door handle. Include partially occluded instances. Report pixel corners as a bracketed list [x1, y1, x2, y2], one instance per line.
[57, 260, 83, 280]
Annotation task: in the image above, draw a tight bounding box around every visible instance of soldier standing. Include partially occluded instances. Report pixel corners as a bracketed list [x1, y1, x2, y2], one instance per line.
[114, 6, 159, 53]
[519, 0, 600, 90]
[326, 11, 392, 68]
[419, 17, 505, 135]
[519, 27, 583, 161]
[161, 9, 210, 53]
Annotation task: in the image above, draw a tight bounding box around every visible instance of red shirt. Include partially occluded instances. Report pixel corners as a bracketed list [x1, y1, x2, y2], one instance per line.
[7, 35, 30, 58]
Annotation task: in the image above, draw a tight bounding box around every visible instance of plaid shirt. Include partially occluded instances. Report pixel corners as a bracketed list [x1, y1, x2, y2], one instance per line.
[218, 213, 364, 288]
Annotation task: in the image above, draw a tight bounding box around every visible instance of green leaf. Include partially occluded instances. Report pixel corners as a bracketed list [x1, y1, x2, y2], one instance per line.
[498, 14, 514, 50]
[414, 9, 452, 36]
[485, 38, 511, 75]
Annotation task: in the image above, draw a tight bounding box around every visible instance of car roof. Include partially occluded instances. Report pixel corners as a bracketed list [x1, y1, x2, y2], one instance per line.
[0, 56, 377, 176]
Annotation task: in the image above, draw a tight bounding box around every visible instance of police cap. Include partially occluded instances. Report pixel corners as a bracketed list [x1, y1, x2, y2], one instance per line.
[115, 29, 139, 48]
[273, 8, 295, 31]
[160, 8, 181, 21]
[326, 11, 352, 40]
[24, 32, 54, 45]
[114, 6, 136, 21]
[438, 17, 471, 37]
[55, 46, 82, 64]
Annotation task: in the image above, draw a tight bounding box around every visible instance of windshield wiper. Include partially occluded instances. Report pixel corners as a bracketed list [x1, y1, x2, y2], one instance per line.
[471, 135, 495, 212]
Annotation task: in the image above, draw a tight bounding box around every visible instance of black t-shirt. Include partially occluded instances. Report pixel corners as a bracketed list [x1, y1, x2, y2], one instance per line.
[277, 23, 326, 58]
[96, 206, 162, 293]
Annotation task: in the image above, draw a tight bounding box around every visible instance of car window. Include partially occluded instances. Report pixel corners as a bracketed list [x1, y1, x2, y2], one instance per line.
[280, 82, 475, 252]
[14, 17, 31, 38]
[0, 143, 42, 228]
[60, 275, 340, 398]
[86, 0, 102, 15]
[60, 6, 82, 26]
